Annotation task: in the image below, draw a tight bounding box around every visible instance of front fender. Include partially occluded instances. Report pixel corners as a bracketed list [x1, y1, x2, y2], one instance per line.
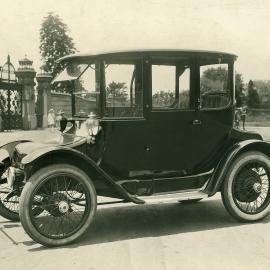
[0, 140, 31, 170]
[206, 139, 270, 196]
[21, 145, 67, 166]
[21, 145, 104, 177]
[21, 146, 144, 204]
[0, 140, 30, 159]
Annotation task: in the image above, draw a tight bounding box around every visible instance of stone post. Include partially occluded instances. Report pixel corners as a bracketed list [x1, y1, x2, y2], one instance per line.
[15, 56, 37, 130]
[36, 72, 53, 128]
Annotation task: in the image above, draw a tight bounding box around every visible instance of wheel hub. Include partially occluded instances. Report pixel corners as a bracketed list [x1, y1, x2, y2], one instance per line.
[58, 201, 69, 214]
[235, 169, 262, 202]
[253, 182, 262, 193]
[46, 193, 70, 217]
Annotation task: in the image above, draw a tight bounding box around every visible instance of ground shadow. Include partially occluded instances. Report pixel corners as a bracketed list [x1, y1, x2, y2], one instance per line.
[26, 198, 270, 251]
[0, 220, 19, 224]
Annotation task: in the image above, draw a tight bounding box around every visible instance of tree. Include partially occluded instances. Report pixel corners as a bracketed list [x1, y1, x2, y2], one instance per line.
[202, 67, 228, 83]
[253, 80, 270, 108]
[40, 12, 77, 78]
[152, 90, 190, 108]
[201, 67, 245, 106]
[200, 67, 228, 93]
[106, 81, 128, 105]
[247, 80, 260, 108]
[152, 91, 175, 107]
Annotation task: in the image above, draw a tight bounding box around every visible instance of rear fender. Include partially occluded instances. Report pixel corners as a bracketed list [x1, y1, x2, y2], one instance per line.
[21, 146, 143, 204]
[206, 139, 270, 196]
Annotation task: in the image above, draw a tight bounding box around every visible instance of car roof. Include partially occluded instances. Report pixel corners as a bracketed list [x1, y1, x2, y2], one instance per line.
[58, 49, 237, 63]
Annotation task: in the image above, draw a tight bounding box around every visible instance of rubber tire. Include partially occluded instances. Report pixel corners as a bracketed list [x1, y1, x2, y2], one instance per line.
[221, 151, 270, 222]
[0, 181, 43, 222]
[0, 194, 19, 221]
[0, 187, 43, 222]
[0, 175, 20, 221]
[19, 164, 97, 247]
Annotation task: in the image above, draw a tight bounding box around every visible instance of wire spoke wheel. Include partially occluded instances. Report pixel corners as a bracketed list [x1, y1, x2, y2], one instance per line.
[19, 164, 96, 247]
[222, 151, 270, 222]
[0, 183, 20, 212]
[232, 161, 270, 214]
[0, 171, 21, 221]
[30, 175, 89, 239]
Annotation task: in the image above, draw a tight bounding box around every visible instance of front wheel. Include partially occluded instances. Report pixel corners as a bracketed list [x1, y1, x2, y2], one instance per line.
[222, 151, 270, 222]
[19, 164, 97, 247]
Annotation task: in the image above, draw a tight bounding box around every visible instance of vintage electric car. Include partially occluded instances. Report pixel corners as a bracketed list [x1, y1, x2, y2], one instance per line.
[1, 49, 270, 247]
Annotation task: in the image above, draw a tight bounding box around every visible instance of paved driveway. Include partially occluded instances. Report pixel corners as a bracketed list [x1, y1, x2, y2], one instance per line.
[0, 127, 270, 270]
[247, 126, 270, 141]
[1, 195, 270, 270]
[0, 129, 61, 145]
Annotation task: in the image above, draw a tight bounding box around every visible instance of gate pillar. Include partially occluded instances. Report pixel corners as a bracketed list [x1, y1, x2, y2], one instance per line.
[36, 72, 52, 128]
[15, 57, 37, 130]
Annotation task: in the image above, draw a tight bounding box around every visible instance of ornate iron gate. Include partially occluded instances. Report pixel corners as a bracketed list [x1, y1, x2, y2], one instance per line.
[0, 56, 23, 130]
[36, 89, 43, 128]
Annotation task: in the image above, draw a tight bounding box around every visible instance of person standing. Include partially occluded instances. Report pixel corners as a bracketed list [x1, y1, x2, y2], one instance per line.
[58, 110, 67, 132]
[55, 110, 62, 130]
[47, 108, 56, 131]
[234, 108, 241, 129]
[241, 106, 247, 130]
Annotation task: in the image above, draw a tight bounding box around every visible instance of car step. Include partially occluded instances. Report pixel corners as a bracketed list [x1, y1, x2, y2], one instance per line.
[138, 190, 208, 204]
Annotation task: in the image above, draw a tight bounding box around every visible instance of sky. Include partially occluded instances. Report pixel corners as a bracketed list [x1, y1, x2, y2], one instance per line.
[1, 0, 270, 82]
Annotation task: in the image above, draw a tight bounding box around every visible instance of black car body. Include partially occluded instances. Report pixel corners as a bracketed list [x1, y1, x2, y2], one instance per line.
[1, 50, 270, 247]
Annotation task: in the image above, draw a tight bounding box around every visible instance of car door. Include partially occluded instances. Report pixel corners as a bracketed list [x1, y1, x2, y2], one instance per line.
[191, 60, 234, 172]
[100, 57, 151, 175]
[144, 58, 198, 173]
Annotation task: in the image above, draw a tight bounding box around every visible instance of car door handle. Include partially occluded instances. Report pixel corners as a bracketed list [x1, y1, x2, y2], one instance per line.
[192, 119, 202, 125]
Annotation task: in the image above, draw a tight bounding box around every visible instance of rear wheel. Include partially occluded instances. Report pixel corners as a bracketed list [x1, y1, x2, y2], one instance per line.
[19, 164, 97, 247]
[0, 169, 43, 221]
[222, 151, 270, 222]
[0, 170, 21, 221]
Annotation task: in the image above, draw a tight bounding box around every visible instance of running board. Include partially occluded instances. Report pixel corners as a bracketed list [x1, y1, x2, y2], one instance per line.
[137, 190, 208, 204]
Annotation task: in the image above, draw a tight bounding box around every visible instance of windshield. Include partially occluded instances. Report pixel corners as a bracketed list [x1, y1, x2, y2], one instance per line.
[53, 61, 100, 117]
[199, 56, 232, 109]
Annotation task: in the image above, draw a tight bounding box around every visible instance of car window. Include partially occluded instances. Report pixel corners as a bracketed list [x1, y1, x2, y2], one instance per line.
[152, 64, 191, 110]
[74, 64, 98, 116]
[104, 63, 143, 117]
[200, 63, 230, 109]
[178, 68, 190, 109]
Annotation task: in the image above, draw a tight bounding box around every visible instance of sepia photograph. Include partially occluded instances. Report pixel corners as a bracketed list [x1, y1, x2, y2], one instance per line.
[0, 0, 270, 269]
